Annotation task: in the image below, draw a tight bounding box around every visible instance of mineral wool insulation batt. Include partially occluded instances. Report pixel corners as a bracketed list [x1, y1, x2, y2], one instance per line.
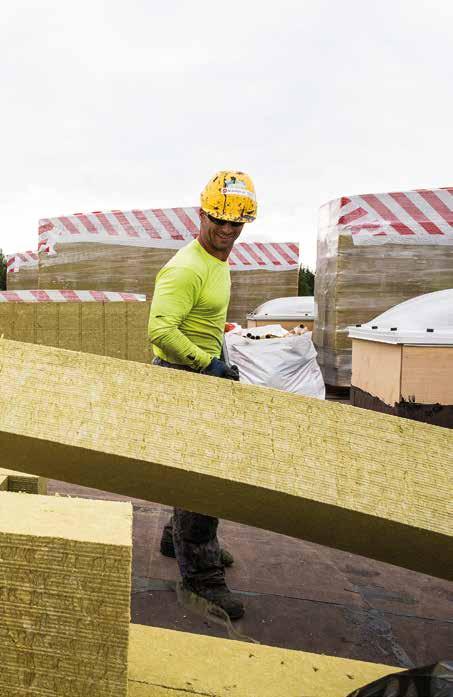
[0, 493, 132, 697]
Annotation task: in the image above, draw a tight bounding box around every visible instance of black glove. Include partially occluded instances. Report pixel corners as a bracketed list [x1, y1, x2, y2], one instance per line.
[202, 357, 240, 381]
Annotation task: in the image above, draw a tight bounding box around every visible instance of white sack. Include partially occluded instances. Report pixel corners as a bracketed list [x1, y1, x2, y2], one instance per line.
[225, 324, 325, 399]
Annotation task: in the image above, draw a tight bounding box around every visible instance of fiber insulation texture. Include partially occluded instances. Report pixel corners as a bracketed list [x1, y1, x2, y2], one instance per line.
[0, 338, 451, 580]
[0, 467, 47, 494]
[0, 301, 151, 363]
[38, 243, 298, 325]
[127, 624, 400, 697]
[314, 224, 453, 387]
[0, 492, 132, 697]
[6, 267, 39, 291]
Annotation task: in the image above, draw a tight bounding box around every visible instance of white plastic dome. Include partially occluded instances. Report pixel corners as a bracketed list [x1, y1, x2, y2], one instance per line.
[348, 288, 453, 344]
[247, 296, 315, 320]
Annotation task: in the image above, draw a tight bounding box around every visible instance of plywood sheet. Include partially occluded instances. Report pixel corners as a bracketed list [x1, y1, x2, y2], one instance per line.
[351, 339, 402, 406]
[0, 339, 451, 579]
[127, 624, 399, 697]
[401, 346, 453, 405]
[0, 492, 132, 696]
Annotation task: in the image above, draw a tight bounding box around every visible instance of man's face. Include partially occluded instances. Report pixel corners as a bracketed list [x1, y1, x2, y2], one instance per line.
[199, 210, 244, 254]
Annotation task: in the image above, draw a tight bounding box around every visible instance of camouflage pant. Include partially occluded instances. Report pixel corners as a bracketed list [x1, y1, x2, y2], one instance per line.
[153, 357, 224, 586]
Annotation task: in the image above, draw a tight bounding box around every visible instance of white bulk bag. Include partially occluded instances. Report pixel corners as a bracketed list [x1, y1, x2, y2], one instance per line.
[225, 325, 325, 399]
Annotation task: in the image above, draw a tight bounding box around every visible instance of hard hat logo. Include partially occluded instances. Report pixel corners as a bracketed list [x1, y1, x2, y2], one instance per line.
[222, 177, 256, 200]
[201, 170, 257, 223]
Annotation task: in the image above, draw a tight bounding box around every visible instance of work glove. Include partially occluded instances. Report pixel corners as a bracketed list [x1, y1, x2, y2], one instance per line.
[203, 357, 240, 381]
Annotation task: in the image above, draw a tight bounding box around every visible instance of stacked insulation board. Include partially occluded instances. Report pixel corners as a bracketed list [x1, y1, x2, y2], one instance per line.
[0, 493, 132, 696]
[314, 187, 453, 386]
[6, 251, 39, 290]
[37, 207, 299, 325]
[0, 290, 151, 364]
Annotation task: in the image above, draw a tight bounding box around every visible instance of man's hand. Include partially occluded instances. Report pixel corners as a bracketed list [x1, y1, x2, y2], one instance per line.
[203, 358, 240, 381]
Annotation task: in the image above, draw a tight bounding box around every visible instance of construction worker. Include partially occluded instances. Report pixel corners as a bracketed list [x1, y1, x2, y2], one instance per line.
[148, 171, 257, 620]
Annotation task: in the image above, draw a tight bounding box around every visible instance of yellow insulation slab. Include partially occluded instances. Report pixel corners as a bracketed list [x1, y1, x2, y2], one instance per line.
[0, 338, 451, 580]
[127, 624, 399, 697]
[0, 467, 47, 494]
[0, 492, 132, 696]
[0, 301, 151, 363]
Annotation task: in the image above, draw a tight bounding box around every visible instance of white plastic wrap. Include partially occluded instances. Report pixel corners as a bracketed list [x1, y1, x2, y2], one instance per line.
[225, 325, 325, 399]
[314, 187, 453, 386]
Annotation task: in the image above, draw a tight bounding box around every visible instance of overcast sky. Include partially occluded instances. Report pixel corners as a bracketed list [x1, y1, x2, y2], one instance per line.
[1, 0, 452, 267]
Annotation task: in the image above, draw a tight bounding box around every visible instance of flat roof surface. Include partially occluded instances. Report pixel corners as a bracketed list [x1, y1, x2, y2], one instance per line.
[47, 475, 453, 669]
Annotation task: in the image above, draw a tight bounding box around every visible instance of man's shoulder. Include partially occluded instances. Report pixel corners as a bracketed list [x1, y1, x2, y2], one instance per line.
[165, 241, 206, 275]
[157, 243, 204, 286]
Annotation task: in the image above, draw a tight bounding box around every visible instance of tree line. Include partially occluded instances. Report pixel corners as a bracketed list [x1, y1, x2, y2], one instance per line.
[298, 265, 314, 296]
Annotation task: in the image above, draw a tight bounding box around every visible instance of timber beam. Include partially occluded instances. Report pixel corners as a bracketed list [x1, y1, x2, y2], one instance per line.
[0, 338, 451, 579]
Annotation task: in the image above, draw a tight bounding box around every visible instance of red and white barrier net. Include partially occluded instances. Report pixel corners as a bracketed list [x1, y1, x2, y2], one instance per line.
[322, 187, 453, 245]
[0, 290, 146, 303]
[38, 206, 299, 271]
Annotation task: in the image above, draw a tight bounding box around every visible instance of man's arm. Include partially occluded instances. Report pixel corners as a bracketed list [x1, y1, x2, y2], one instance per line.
[148, 266, 212, 371]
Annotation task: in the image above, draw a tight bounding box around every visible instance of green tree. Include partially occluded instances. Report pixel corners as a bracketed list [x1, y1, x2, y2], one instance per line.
[0, 250, 6, 291]
[298, 265, 315, 296]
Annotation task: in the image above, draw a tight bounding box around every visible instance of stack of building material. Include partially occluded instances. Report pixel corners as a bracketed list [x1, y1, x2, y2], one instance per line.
[0, 466, 47, 494]
[0, 492, 132, 696]
[314, 187, 453, 386]
[0, 290, 150, 363]
[349, 289, 453, 428]
[6, 251, 39, 290]
[38, 207, 299, 325]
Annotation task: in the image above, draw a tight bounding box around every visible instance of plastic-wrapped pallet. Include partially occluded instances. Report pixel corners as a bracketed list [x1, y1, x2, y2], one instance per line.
[6, 251, 39, 290]
[0, 289, 150, 363]
[314, 187, 453, 387]
[38, 207, 299, 325]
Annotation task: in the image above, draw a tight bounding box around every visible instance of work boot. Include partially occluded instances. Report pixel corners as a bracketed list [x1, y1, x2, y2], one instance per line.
[160, 527, 234, 567]
[184, 580, 245, 620]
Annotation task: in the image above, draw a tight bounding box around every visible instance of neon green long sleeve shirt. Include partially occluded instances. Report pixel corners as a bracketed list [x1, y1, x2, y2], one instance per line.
[148, 239, 231, 370]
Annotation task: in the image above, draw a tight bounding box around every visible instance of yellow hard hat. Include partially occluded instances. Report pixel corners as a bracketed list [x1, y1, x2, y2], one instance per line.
[200, 171, 257, 223]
